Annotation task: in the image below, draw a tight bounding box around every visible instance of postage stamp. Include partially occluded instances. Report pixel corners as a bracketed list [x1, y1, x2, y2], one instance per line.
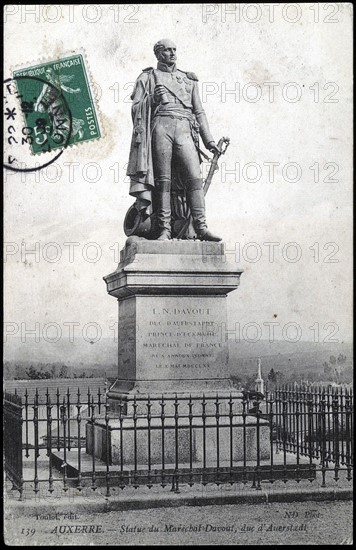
[12, 53, 101, 155]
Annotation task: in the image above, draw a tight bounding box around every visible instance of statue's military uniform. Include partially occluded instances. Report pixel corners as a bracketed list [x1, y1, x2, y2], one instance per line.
[129, 60, 220, 241]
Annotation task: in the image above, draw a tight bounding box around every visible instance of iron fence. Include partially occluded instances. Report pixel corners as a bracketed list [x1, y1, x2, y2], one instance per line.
[3, 383, 353, 500]
[267, 385, 353, 487]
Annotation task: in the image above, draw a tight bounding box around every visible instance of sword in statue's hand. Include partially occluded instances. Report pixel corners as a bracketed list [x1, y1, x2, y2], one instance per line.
[203, 136, 230, 196]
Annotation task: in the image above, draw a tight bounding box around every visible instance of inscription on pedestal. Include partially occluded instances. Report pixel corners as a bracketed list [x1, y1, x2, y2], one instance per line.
[146, 306, 217, 368]
[118, 295, 229, 383]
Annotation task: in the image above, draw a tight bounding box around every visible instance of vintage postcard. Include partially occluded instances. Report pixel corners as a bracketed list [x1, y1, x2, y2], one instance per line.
[3, 3, 353, 546]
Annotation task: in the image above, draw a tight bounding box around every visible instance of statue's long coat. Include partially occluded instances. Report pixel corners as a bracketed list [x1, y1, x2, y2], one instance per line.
[126, 69, 156, 215]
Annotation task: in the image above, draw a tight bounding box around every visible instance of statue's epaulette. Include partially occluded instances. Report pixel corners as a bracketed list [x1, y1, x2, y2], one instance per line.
[185, 71, 198, 81]
[142, 67, 154, 72]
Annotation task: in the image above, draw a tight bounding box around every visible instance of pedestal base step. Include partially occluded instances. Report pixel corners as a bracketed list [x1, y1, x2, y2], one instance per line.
[50, 449, 316, 488]
[87, 415, 272, 464]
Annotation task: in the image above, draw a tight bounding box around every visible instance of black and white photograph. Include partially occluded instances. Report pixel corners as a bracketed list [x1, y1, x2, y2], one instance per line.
[3, 3, 353, 545]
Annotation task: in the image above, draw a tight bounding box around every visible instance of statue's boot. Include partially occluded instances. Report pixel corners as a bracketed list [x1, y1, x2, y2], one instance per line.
[157, 228, 171, 241]
[187, 184, 222, 242]
[156, 182, 172, 240]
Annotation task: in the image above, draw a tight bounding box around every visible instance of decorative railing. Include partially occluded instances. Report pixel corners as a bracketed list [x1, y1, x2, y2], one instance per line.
[3, 384, 353, 499]
[267, 385, 353, 486]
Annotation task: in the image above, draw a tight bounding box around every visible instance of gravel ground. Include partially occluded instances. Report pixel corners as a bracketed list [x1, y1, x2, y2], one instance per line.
[4, 499, 353, 546]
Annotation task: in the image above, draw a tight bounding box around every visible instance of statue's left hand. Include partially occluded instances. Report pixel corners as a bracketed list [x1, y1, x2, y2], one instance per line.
[208, 141, 220, 155]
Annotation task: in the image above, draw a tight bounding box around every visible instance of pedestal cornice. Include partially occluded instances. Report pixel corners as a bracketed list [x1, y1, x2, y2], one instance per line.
[103, 239, 243, 298]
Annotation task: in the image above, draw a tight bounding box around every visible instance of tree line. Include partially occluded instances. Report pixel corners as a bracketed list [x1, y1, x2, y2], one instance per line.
[231, 354, 352, 390]
[3, 361, 116, 380]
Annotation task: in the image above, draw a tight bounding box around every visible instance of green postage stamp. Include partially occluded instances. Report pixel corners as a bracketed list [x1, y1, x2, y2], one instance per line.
[13, 53, 101, 155]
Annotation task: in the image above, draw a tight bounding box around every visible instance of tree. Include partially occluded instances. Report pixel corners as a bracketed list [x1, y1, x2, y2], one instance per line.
[268, 368, 276, 383]
[25, 365, 51, 379]
[74, 371, 88, 379]
[335, 354, 347, 383]
[323, 364, 333, 378]
[274, 370, 284, 384]
[59, 365, 68, 378]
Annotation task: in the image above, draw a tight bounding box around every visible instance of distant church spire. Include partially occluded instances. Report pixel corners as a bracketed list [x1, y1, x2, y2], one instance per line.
[255, 357, 264, 395]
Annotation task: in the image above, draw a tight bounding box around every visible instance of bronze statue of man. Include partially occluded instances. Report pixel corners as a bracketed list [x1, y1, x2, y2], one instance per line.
[126, 39, 221, 242]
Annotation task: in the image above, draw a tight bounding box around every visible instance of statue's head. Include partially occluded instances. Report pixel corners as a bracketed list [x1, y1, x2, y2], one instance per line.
[153, 39, 177, 65]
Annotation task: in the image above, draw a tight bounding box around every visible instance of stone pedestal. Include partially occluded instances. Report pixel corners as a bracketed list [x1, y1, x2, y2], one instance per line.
[103, 239, 243, 397]
[86, 239, 270, 467]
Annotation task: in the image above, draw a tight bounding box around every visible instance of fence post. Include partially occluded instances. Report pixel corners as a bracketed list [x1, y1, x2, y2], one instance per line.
[242, 392, 248, 484]
[60, 398, 68, 492]
[76, 388, 83, 492]
[67, 387, 71, 451]
[90, 396, 97, 491]
[4, 393, 24, 500]
[228, 393, 234, 486]
[282, 387, 288, 483]
[319, 387, 327, 487]
[215, 393, 221, 486]
[146, 395, 153, 489]
[345, 388, 352, 481]
[255, 399, 262, 490]
[189, 394, 194, 487]
[119, 396, 125, 490]
[201, 394, 207, 486]
[295, 391, 301, 483]
[46, 390, 54, 493]
[24, 388, 29, 458]
[33, 388, 39, 494]
[104, 393, 111, 497]
[132, 395, 139, 489]
[268, 393, 275, 484]
[171, 394, 180, 494]
[275, 387, 281, 454]
[160, 395, 166, 488]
